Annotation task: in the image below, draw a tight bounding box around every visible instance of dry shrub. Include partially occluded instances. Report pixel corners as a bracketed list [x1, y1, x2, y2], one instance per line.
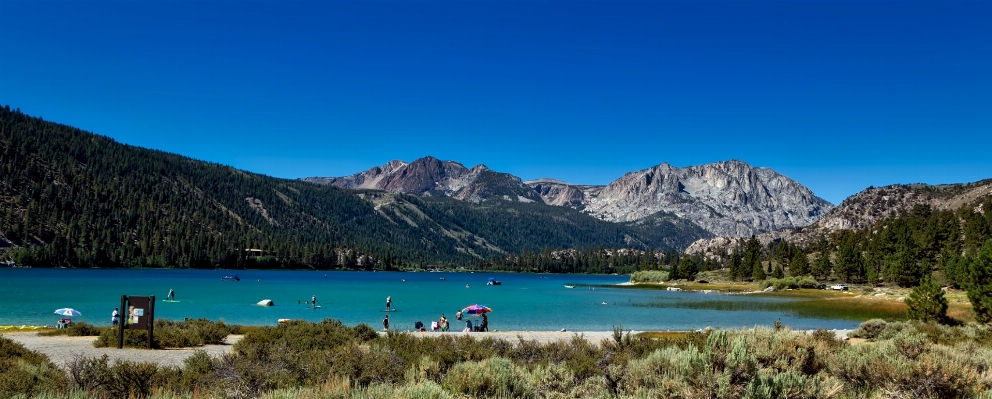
[0, 336, 69, 398]
[442, 357, 534, 398]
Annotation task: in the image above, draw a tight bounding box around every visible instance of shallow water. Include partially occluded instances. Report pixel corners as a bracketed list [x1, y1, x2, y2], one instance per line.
[0, 268, 860, 331]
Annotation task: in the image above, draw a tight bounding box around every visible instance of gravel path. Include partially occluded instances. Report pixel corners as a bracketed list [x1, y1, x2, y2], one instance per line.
[3, 332, 243, 369]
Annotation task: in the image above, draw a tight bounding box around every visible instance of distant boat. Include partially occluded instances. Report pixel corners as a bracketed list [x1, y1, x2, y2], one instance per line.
[221, 275, 240, 282]
[564, 285, 575, 289]
[487, 278, 502, 286]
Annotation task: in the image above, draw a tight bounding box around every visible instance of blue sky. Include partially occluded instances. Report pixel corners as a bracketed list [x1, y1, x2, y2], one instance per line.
[2, 1, 990, 205]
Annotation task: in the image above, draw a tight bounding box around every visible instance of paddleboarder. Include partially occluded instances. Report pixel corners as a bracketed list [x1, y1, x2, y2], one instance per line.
[311, 295, 318, 309]
[168, 289, 175, 301]
[386, 296, 391, 311]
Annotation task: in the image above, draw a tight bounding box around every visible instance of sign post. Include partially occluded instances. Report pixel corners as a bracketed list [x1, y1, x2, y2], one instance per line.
[117, 295, 156, 349]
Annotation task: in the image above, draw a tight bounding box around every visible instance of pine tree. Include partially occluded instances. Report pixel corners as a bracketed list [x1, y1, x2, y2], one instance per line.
[742, 236, 763, 281]
[905, 275, 948, 323]
[772, 264, 784, 279]
[752, 258, 766, 280]
[678, 257, 699, 281]
[728, 251, 744, 281]
[812, 253, 832, 280]
[967, 239, 992, 324]
[835, 240, 864, 283]
[790, 250, 810, 277]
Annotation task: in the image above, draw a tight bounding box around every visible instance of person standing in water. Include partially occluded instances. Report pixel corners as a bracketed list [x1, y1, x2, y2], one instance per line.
[168, 289, 175, 301]
[386, 296, 392, 311]
[383, 315, 390, 331]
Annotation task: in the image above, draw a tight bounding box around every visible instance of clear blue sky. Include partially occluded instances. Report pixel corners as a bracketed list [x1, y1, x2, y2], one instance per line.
[2, 1, 990, 205]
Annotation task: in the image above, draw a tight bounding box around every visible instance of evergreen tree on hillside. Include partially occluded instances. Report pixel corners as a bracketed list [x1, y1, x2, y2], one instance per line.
[790, 249, 810, 277]
[834, 239, 864, 283]
[905, 275, 948, 324]
[967, 239, 992, 324]
[772, 264, 784, 279]
[677, 257, 699, 281]
[742, 236, 763, 281]
[812, 252, 832, 280]
[728, 251, 745, 281]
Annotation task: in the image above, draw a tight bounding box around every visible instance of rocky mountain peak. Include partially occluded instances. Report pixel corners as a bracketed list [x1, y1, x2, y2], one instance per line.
[306, 158, 833, 238]
[685, 178, 992, 257]
[303, 156, 542, 203]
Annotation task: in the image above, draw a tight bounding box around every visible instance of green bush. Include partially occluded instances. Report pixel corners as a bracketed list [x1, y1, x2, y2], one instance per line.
[758, 276, 819, 290]
[12, 318, 992, 398]
[630, 270, 669, 283]
[442, 357, 534, 398]
[38, 321, 104, 337]
[93, 318, 234, 349]
[848, 319, 888, 339]
[0, 336, 69, 398]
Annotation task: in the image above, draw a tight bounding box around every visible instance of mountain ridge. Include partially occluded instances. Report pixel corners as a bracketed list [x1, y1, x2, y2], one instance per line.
[306, 157, 834, 238]
[0, 107, 709, 269]
[685, 179, 992, 257]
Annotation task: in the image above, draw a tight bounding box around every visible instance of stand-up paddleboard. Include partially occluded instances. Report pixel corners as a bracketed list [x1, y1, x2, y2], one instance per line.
[381, 309, 399, 312]
[162, 299, 180, 303]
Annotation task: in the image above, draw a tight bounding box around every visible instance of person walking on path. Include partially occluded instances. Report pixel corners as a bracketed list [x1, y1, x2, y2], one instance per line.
[111, 308, 119, 326]
[386, 296, 392, 311]
[382, 315, 390, 331]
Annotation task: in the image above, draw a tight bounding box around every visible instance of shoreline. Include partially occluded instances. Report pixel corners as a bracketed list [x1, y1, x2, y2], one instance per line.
[4, 327, 854, 369]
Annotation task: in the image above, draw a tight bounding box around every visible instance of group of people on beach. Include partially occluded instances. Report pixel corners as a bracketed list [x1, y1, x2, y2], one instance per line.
[379, 296, 490, 333]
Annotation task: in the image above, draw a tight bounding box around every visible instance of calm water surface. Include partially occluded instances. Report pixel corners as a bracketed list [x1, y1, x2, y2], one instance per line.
[0, 269, 860, 331]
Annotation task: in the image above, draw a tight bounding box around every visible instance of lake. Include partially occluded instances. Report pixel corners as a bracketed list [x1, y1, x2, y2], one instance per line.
[0, 268, 860, 331]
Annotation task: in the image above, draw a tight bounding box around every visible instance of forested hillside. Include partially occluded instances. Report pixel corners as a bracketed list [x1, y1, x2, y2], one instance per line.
[0, 107, 709, 269]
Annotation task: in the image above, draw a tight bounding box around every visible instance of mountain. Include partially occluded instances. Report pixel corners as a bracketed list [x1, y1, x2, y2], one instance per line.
[530, 160, 833, 237]
[310, 158, 833, 238]
[0, 106, 708, 269]
[304, 157, 544, 203]
[685, 179, 992, 257]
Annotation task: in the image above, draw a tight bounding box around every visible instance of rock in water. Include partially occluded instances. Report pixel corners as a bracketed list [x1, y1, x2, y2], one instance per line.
[256, 299, 274, 306]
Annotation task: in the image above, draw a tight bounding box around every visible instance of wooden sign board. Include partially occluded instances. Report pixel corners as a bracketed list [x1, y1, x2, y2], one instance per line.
[117, 295, 155, 349]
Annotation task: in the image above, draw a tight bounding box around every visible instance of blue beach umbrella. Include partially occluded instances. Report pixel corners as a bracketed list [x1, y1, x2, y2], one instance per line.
[54, 308, 81, 317]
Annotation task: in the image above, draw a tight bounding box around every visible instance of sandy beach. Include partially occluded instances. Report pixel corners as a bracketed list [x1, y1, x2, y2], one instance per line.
[4, 328, 852, 369]
[3, 330, 619, 368]
[3, 332, 244, 368]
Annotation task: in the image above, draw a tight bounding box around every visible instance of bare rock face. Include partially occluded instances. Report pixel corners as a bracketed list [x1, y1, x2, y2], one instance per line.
[685, 179, 992, 256]
[527, 179, 589, 208]
[306, 158, 832, 238]
[303, 156, 542, 203]
[540, 160, 832, 238]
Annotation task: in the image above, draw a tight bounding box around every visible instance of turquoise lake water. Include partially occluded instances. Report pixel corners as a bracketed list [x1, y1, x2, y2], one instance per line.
[0, 269, 860, 331]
